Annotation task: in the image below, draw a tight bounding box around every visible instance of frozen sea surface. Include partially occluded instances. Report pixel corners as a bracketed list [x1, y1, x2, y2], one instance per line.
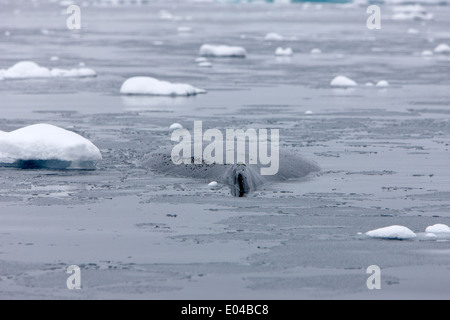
[1, 0, 450, 299]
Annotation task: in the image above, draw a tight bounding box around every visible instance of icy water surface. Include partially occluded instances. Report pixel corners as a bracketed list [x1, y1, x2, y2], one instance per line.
[1, 0, 450, 299]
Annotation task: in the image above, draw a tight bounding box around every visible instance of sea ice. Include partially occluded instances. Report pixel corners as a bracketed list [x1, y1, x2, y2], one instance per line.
[330, 75, 357, 87]
[366, 225, 416, 240]
[0, 124, 102, 169]
[198, 61, 212, 68]
[264, 32, 284, 41]
[169, 123, 183, 130]
[120, 76, 206, 96]
[311, 48, 322, 54]
[376, 80, 389, 87]
[199, 44, 247, 57]
[275, 47, 293, 56]
[425, 224, 450, 234]
[0, 61, 96, 80]
[434, 43, 450, 54]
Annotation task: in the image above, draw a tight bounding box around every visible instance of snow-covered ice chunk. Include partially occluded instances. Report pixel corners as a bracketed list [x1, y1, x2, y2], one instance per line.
[425, 224, 450, 234]
[366, 225, 416, 240]
[1, 61, 52, 79]
[376, 80, 389, 87]
[422, 50, 433, 57]
[434, 43, 450, 54]
[120, 76, 206, 96]
[330, 76, 357, 87]
[265, 32, 284, 41]
[208, 181, 218, 188]
[311, 48, 322, 54]
[198, 61, 212, 68]
[305, 110, 313, 115]
[275, 47, 293, 56]
[0, 61, 96, 80]
[169, 123, 183, 130]
[0, 124, 102, 169]
[199, 44, 247, 57]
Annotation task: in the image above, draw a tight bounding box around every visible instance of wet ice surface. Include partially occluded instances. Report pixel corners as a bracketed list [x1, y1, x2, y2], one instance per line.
[1, 1, 450, 299]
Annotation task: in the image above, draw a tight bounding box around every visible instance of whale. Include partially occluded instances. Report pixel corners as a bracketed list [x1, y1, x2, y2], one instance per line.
[140, 146, 320, 197]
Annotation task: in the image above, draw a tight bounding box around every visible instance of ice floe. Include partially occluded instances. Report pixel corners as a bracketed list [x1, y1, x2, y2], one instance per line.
[330, 75, 357, 87]
[169, 123, 183, 130]
[422, 50, 433, 57]
[376, 80, 389, 87]
[198, 61, 213, 68]
[366, 225, 416, 240]
[310, 48, 322, 54]
[434, 43, 450, 54]
[0, 124, 102, 169]
[208, 181, 218, 188]
[264, 32, 284, 41]
[391, 5, 434, 20]
[425, 224, 450, 234]
[120, 76, 206, 96]
[275, 47, 293, 56]
[0, 61, 96, 80]
[199, 44, 247, 57]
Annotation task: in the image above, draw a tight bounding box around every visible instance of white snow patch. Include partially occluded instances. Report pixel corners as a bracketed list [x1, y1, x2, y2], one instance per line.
[120, 76, 206, 96]
[265, 32, 284, 41]
[198, 61, 212, 68]
[330, 75, 357, 87]
[275, 47, 293, 56]
[169, 123, 183, 130]
[376, 80, 389, 87]
[425, 224, 450, 234]
[366, 225, 416, 240]
[421, 50, 433, 56]
[199, 44, 247, 57]
[434, 43, 450, 54]
[0, 124, 102, 164]
[0, 61, 96, 80]
[208, 181, 218, 188]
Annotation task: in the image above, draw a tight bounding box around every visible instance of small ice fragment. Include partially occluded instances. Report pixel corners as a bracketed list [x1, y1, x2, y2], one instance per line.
[199, 44, 247, 57]
[305, 110, 313, 115]
[208, 181, 218, 188]
[120, 77, 206, 96]
[50, 56, 59, 61]
[421, 50, 433, 57]
[425, 224, 450, 234]
[195, 57, 208, 63]
[330, 75, 357, 87]
[275, 47, 293, 56]
[434, 43, 450, 54]
[169, 123, 183, 130]
[265, 32, 284, 41]
[310, 48, 321, 54]
[366, 225, 416, 240]
[407, 28, 419, 34]
[376, 80, 389, 87]
[365, 82, 374, 86]
[198, 61, 212, 68]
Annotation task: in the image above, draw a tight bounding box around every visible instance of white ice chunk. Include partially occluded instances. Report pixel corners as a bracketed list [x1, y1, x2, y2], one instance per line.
[275, 47, 293, 56]
[421, 50, 433, 56]
[330, 75, 357, 87]
[425, 224, 450, 234]
[0, 61, 96, 80]
[311, 48, 322, 54]
[208, 181, 218, 188]
[199, 44, 247, 57]
[177, 26, 192, 33]
[265, 32, 284, 41]
[0, 124, 102, 166]
[169, 123, 183, 130]
[434, 43, 450, 54]
[120, 76, 206, 96]
[366, 225, 416, 240]
[376, 80, 389, 87]
[198, 61, 213, 68]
